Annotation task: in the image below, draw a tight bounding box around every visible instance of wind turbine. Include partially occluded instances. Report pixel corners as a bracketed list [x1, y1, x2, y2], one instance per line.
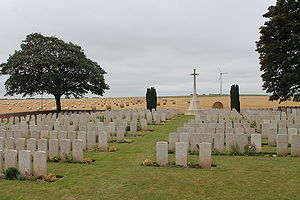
[219, 68, 228, 95]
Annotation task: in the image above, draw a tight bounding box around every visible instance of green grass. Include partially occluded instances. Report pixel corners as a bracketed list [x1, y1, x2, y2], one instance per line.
[1, 115, 300, 200]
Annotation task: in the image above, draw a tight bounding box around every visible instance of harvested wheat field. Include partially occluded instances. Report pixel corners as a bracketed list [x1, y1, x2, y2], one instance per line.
[0, 95, 300, 114]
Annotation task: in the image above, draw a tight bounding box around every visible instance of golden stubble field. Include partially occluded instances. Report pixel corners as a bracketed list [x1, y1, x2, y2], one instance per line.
[0, 95, 300, 114]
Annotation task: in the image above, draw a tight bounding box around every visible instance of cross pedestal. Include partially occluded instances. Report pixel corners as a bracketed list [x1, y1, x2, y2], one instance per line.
[185, 69, 202, 115]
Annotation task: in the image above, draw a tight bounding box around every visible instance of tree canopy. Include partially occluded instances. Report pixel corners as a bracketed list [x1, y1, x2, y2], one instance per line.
[0, 33, 109, 111]
[256, 0, 300, 102]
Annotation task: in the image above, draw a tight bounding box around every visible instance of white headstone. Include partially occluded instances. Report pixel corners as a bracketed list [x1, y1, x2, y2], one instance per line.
[175, 142, 187, 167]
[199, 142, 211, 169]
[33, 151, 47, 176]
[156, 142, 168, 166]
[18, 150, 32, 175]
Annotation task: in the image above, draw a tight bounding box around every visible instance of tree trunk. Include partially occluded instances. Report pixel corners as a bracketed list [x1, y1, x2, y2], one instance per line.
[54, 95, 61, 112]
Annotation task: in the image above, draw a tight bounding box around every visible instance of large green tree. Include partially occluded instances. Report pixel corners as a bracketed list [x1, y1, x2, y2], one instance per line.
[0, 33, 109, 111]
[256, 0, 300, 102]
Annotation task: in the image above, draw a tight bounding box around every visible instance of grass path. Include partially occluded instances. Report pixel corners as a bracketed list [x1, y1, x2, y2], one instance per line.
[1, 115, 300, 200]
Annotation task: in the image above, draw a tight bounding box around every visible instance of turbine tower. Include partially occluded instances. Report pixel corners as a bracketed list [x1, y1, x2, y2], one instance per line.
[219, 68, 228, 95]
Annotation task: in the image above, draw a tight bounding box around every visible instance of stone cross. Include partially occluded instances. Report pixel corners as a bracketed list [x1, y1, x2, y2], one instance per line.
[190, 69, 199, 100]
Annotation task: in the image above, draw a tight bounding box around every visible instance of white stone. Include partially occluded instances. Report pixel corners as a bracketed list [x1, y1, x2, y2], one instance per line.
[68, 131, 77, 142]
[116, 126, 125, 141]
[99, 131, 108, 150]
[72, 139, 83, 161]
[199, 142, 211, 169]
[261, 123, 269, 139]
[0, 137, 4, 151]
[288, 128, 298, 144]
[0, 150, 3, 173]
[33, 151, 47, 176]
[250, 134, 262, 152]
[168, 133, 179, 151]
[60, 139, 71, 160]
[268, 128, 277, 146]
[40, 130, 49, 139]
[49, 139, 59, 158]
[27, 138, 37, 155]
[86, 131, 96, 150]
[130, 122, 137, 133]
[18, 150, 32, 175]
[140, 119, 148, 130]
[4, 150, 17, 169]
[38, 139, 48, 153]
[213, 134, 224, 153]
[175, 142, 187, 167]
[58, 131, 67, 140]
[78, 131, 87, 150]
[236, 134, 248, 153]
[291, 135, 300, 156]
[15, 138, 26, 152]
[277, 134, 288, 155]
[226, 134, 237, 152]
[50, 131, 58, 139]
[13, 130, 22, 139]
[5, 137, 15, 150]
[31, 130, 41, 139]
[179, 133, 190, 151]
[156, 142, 168, 166]
[190, 133, 201, 152]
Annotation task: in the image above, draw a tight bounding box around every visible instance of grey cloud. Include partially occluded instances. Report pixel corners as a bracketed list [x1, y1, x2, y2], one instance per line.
[0, 0, 276, 98]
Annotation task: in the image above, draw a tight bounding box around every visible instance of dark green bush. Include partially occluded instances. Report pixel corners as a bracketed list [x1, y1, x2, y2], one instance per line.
[230, 84, 240, 113]
[146, 87, 157, 110]
[4, 167, 20, 180]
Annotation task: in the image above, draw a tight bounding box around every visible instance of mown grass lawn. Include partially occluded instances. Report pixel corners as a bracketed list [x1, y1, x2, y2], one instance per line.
[1, 115, 300, 200]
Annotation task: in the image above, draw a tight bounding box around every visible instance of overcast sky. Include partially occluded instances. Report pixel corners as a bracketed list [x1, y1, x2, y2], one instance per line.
[0, 0, 276, 98]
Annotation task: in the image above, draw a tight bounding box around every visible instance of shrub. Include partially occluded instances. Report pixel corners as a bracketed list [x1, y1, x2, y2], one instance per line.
[212, 147, 222, 155]
[42, 173, 58, 182]
[244, 143, 257, 156]
[147, 127, 155, 131]
[108, 146, 118, 152]
[50, 155, 61, 162]
[24, 171, 36, 181]
[126, 124, 130, 131]
[16, 173, 26, 181]
[0, 173, 5, 180]
[229, 144, 240, 155]
[250, 121, 257, 129]
[80, 158, 93, 164]
[142, 159, 154, 166]
[137, 123, 142, 131]
[123, 139, 133, 143]
[63, 153, 73, 163]
[4, 167, 19, 180]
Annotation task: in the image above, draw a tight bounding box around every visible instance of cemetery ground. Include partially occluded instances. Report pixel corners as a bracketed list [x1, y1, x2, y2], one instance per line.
[1, 115, 300, 200]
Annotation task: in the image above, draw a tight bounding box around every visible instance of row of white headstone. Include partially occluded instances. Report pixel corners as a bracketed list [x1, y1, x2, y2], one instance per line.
[0, 150, 47, 176]
[169, 132, 300, 156]
[0, 109, 179, 138]
[1, 109, 179, 126]
[156, 142, 212, 169]
[0, 137, 84, 161]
